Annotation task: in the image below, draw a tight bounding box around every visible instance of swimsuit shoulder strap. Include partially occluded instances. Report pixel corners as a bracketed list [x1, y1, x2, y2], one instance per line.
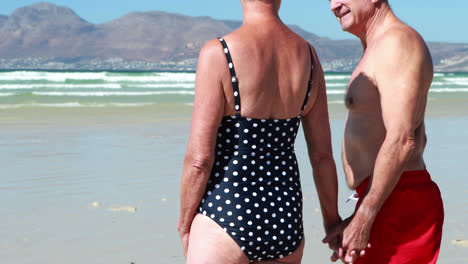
[300, 44, 314, 115]
[218, 37, 241, 117]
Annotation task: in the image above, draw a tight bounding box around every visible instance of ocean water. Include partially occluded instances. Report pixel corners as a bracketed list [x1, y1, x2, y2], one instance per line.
[0, 71, 467, 108]
[1, 71, 467, 263]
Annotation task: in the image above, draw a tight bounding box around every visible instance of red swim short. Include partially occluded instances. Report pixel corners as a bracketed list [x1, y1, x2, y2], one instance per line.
[354, 170, 444, 264]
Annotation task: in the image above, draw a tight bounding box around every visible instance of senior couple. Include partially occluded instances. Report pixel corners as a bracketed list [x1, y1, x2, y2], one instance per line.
[179, 0, 444, 263]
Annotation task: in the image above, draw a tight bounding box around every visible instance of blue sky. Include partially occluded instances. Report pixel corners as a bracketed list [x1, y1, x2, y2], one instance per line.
[1, 1, 466, 43]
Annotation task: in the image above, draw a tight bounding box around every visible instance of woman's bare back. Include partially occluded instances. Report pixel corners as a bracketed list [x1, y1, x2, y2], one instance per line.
[220, 22, 314, 119]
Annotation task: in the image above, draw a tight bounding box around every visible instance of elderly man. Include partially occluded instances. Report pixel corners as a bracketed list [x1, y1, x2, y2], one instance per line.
[323, 0, 444, 263]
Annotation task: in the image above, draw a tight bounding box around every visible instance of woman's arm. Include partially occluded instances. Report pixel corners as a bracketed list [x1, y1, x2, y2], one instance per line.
[301, 45, 340, 230]
[301, 45, 341, 261]
[178, 39, 226, 255]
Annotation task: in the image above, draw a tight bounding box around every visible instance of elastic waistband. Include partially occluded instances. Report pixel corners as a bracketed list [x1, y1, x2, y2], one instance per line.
[357, 170, 432, 197]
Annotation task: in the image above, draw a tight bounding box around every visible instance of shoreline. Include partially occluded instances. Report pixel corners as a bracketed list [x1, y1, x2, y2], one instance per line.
[1, 96, 467, 126]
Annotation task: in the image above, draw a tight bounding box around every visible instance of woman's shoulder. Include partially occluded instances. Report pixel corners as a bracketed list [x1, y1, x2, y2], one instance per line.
[198, 32, 243, 62]
[199, 38, 223, 57]
[196, 38, 228, 69]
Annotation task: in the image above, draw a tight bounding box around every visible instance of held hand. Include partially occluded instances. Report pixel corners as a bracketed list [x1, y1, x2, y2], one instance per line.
[340, 213, 372, 263]
[323, 216, 371, 263]
[328, 235, 341, 262]
[323, 218, 349, 262]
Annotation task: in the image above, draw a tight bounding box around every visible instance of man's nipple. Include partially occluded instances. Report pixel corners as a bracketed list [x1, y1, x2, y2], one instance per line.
[345, 95, 354, 109]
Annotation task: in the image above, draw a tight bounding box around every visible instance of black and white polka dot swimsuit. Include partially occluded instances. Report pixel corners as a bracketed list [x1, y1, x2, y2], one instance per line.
[198, 38, 314, 262]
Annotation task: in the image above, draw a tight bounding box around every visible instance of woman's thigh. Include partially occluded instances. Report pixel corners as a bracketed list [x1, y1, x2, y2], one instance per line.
[187, 213, 250, 264]
[253, 238, 304, 264]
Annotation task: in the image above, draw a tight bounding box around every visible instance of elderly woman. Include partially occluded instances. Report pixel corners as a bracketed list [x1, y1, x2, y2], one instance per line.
[178, 0, 340, 263]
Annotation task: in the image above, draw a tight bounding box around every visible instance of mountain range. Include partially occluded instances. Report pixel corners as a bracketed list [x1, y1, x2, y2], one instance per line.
[0, 2, 467, 72]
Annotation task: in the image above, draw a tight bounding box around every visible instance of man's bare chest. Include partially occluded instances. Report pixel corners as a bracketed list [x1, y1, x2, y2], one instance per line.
[345, 66, 380, 111]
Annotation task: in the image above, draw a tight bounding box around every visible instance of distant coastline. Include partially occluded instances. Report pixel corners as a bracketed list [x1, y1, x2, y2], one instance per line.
[1, 2, 467, 72]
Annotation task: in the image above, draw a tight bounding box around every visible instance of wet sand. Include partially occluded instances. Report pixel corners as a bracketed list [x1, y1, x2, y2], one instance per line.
[1, 101, 467, 264]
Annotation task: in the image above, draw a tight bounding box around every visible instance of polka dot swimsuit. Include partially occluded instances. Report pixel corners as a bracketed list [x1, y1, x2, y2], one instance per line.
[198, 38, 314, 262]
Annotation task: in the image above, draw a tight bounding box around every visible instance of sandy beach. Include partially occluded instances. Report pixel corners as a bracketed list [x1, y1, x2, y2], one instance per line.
[1, 94, 467, 263]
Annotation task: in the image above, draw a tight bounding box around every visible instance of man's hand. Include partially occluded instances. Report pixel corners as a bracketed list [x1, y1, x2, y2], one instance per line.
[323, 215, 372, 263]
[341, 212, 372, 263]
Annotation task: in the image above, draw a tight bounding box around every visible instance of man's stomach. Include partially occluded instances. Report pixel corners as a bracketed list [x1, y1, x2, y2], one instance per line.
[343, 114, 427, 189]
[343, 114, 386, 189]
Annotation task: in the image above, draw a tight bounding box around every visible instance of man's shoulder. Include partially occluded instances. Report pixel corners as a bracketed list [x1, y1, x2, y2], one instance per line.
[373, 24, 426, 54]
[366, 22, 432, 72]
[367, 23, 433, 89]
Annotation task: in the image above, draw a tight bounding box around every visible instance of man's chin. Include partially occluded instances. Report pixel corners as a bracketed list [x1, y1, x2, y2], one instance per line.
[340, 23, 353, 33]
[341, 24, 350, 32]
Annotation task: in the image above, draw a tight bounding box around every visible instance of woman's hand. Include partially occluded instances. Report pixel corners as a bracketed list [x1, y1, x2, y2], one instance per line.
[324, 216, 345, 262]
[178, 225, 191, 257]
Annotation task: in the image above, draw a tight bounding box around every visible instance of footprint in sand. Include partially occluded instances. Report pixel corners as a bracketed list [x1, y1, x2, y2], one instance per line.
[451, 239, 468, 248]
[90, 201, 101, 208]
[108, 206, 138, 213]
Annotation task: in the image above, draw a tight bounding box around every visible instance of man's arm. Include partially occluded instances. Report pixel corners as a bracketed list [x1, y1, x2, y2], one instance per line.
[340, 30, 431, 262]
